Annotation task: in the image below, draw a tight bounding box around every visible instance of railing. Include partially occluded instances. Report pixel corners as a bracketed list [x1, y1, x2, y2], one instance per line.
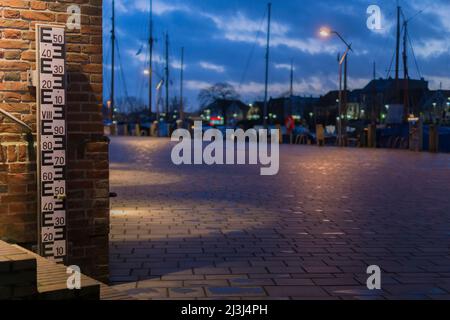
[0, 108, 32, 133]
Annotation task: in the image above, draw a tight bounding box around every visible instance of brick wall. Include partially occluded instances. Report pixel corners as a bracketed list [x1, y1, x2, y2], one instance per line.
[0, 0, 109, 282]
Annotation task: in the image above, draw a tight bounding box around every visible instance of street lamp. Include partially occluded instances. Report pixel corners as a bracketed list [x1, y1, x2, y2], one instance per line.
[319, 28, 331, 37]
[320, 27, 353, 146]
[320, 27, 352, 50]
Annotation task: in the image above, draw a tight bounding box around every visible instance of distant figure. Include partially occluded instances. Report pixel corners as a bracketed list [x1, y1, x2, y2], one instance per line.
[168, 122, 175, 137]
[150, 121, 159, 137]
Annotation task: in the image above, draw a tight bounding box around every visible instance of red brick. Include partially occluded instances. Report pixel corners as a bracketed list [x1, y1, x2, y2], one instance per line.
[0, 0, 108, 284]
[3, 9, 21, 19]
[0, 40, 29, 50]
[0, 0, 30, 9]
[20, 10, 55, 22]
[30, 1, 46, 10]
[0, 61, 29, 71]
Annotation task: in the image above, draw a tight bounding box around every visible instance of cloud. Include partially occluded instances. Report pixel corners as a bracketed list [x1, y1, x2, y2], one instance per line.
[126, 49, 185, 70]
[203, 11, 288, 37]
[199, 62, 225, 73]
[408, 0, 450, 59]
[115, 0, 190, 15]
[411, 0, 450, 31]
[185, 78, 329, 98]
[185, 80, 211, 91]
[104, 0, 450, 107]
[204, 11, 339, 55]
[114, 0, 130, 13]
[229, 75, 370, 98]
[272, 37, 339, 55]
[170, 60, 184, 70]
[274, 63, 294, 71]
[413, 39, 450, 59]
[425, 75, 450, 90]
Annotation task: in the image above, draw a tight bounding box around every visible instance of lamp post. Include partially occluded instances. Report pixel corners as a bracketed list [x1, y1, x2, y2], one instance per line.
[320, 27, 352, 146]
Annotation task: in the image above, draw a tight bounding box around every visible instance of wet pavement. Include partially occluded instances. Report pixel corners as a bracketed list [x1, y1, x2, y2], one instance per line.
[109, 136, 450, 300]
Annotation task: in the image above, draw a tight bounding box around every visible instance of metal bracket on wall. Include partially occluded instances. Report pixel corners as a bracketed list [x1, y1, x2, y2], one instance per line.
[0, 108, 33, 133]
[27, 70, 38, 88]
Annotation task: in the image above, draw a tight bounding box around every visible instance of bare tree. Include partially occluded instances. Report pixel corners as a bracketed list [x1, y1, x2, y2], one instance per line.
[170, 96, 188, 114]
[198, 83, 240, 108]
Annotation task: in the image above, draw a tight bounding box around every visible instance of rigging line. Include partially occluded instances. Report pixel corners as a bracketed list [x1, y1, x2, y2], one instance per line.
[143, 3, 149, 40]
[104, 80, 111, 99]
[375, 5, 395, 78]
[406, 9, 424, 24]
[407, 32, 422, 79]
[104, 42, 112, 99]
[135, 2, 149, 109]
[104, 73, 111, 101]
[382, 1, 401, 78]
[115, 38, 134, 111]
[103, 37, 111, 65]
[238, 8, 267, 89]
[138, 47, 149, 107]
[387, 23, 405, 78]
[150, 36, 164, 80]
[386, 50, 396, 78]
[137, 0, 150, 49]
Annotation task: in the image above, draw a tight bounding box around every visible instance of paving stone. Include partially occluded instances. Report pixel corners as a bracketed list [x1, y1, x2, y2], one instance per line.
[274, 279, 315, 286]
[265, 286, 329, 298]
[206, 286, 266, 297]
[125, 287, 168, 299]
[303, 266, 342, 274]
[109, 137, 450, 300]
[137, 280, 183, 288]
[325, 286, 386, 297]
[184, 280, 229, 287]
[169, 287, 205, 298]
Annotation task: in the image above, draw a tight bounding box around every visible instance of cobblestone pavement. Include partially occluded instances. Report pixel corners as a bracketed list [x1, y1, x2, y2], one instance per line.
[109, 137, 450, 300]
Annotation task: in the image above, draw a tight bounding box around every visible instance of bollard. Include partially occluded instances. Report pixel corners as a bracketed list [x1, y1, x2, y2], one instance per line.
[429, 124, 439, 153]
[316, 124, 325, 147]
[367, 124, 376, 148]
[359, 128, 366, 148]
[409, 119, 423, 152]
[150, 122, 157, 137]
[135, 124, 141, 137]
[123, 124, 128, 136]
[110, 123, 118, 136]
[104, 125, 111, 136]
[275, 124, 282, 144]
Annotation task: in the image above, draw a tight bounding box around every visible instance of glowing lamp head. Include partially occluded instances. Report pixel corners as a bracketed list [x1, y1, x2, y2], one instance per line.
[319, 27, 332, 37]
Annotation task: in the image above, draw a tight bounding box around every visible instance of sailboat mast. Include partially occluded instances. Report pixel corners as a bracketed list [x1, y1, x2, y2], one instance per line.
[148, 0, 154, 117]
[395, 6, 401, 83]
[110, 0, 116, 122]
[180, 47, 184, 123]
[395, 5, 401, 103]
[165, 33, 169, 116]
[263, 2, 272, 128]
[373, 61, 376, 80]
[290, 59, 294, 97]
[289, 59, 294, 116]
[403, 20, 409, 119]
[372, 61, 377, 123]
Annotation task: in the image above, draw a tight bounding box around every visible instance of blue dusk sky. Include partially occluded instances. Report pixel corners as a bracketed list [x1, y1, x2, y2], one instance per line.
[103, 0, 450, 111]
